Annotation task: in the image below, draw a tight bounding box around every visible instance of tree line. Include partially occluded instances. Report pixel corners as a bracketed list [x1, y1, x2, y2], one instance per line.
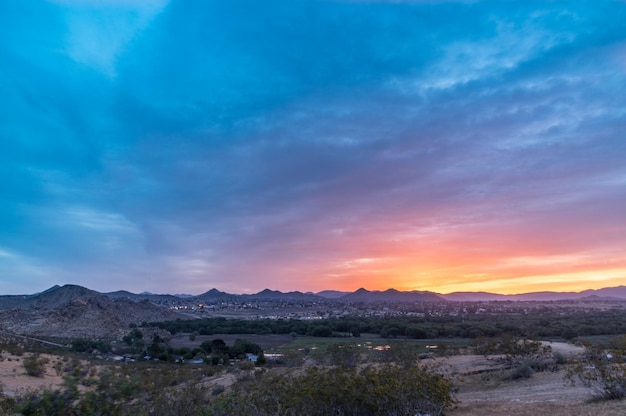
[147, 308, 626, 340]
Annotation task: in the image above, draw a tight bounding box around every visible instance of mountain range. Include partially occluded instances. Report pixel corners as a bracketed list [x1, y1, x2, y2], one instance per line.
[0, 284, 624, 340]
[4, 284, 624, 305]
[103, 285, 626, 303]
[2, 284, 625, 308]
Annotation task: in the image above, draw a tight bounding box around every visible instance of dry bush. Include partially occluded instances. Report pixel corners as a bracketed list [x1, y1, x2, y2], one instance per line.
[23, 354, 48, 377]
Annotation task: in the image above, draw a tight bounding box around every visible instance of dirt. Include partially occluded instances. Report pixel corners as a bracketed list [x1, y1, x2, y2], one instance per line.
[2, 340, 625, 416]
[441, 343, 626, 416]
[0, 352, 64, 396]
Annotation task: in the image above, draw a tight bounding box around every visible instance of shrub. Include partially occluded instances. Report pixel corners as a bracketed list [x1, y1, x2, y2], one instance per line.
[553, 351, 567, 365]
[214, 363, 455, 416]
[0, 386, 17, 415]
[326, 342, 361, 368]
[508, 362, 533, 380]
[211, 385, 225, 396]
[23, 354, 48, 377]
[566, 344, 626, 401]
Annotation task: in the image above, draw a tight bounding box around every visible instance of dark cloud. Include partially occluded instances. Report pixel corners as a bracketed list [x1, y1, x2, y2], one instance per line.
[1, 0, 625, 294]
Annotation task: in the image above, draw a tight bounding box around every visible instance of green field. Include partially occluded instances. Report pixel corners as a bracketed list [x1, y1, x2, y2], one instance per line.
[267, 334, 471, 355]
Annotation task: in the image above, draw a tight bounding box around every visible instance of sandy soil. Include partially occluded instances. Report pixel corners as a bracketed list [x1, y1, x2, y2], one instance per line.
[0, 352, 64, 396]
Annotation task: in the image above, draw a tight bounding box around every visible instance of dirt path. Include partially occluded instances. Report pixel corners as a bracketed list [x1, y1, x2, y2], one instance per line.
[0, 330, 66, 348]
[542, 341, 585, 356]
[443, 344, 625, 416]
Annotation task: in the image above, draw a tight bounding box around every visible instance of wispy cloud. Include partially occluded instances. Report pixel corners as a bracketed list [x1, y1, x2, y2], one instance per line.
[1, 1, 625, 294]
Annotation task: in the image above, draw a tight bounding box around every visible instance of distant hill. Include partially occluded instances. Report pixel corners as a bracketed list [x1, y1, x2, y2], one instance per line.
[91, 285, 626, 303]
[441, 285, 626, 301]
[192, 288, 233, 301]
[340, 288, 444, 303]
[316, 290, 350, 299]
[241, 289, 321, 301]
[0, 284, 184, 339]
[580, 286, 626, 299]
[105, 289, 182, 304]
[440, 292, 509, 302]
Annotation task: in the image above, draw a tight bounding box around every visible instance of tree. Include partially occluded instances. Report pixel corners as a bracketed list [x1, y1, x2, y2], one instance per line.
[200, 338, 229, 354]
[230, 339, 262, 358]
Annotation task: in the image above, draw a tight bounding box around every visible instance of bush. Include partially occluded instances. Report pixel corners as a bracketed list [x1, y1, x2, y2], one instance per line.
[553, 351, 567, 365]
[566, 344, 626, 401]
[214, 363, 455, 416]
[0, 386, 17, 415]
[508, 362, 533, 380]
[23, 354, 48, 377]
[326, 342, 361, 368]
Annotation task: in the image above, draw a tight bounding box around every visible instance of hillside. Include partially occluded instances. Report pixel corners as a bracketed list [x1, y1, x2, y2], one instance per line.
[0, 284, 184, 339]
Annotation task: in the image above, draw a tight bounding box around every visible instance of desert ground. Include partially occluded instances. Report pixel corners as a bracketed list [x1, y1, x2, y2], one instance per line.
[2, 341, 626, 415]
[0, 352, 65, 396]
[447, 342, 626, 415]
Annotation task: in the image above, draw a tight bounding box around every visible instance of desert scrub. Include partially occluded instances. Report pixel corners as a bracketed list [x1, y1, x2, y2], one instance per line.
[507, 362, 533, 380]
[566, 341, 626, 401]
[23, 354, 49, 377]
[0, 386, 17, 415]
[214, 362, 455, 416]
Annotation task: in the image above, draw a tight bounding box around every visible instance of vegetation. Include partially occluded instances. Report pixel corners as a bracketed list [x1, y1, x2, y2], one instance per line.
[566, 335, 626, 401]
[2, 338, 455, 416]
[2, 306, 626, 414]
[70, 338, 111, 354]
[22, 354, 49, 377]
[147, 307, 626, 340]
[215, 363, 454, 416]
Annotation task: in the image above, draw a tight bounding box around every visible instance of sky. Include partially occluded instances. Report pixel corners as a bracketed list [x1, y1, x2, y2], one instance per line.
[1, 0, 626, 295]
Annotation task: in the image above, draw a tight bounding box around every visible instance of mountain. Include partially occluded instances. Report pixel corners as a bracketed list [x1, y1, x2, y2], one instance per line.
[440, 292, 509, 302]
[193, 288, 232, 300]
[316, 290, 350, 299]
[242, 289, 321, 301]
[105, 290, 182, 304]
[0, 284, 185, 339]
[441, 285, 626, 301]
[340, 288, 445, 302]
[579, 286, 626, 299]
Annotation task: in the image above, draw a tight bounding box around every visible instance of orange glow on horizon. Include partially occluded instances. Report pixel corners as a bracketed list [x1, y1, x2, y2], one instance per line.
[306, 243, 626, 295]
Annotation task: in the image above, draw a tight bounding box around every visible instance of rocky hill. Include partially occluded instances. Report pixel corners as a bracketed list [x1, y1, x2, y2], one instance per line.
[0, 284, 184, 340]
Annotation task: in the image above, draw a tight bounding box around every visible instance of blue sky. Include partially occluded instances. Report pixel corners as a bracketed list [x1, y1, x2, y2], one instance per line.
[1, 0, 626, 295]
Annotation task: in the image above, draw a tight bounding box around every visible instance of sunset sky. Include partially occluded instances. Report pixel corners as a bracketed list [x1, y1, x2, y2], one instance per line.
[1, 0, 626, 295]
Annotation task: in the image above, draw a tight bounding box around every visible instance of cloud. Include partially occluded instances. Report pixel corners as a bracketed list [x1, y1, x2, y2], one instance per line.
[48, 0, 170, 76]
[1, 0, 625, 294]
